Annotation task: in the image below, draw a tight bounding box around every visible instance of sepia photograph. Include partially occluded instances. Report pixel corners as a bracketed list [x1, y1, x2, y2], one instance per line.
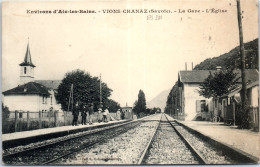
[1, 0, 259, 165]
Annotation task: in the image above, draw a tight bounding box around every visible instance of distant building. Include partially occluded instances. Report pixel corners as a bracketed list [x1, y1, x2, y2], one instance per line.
[121, 103, 132, 113]
[2, 42, 62, 113]
[177, 68, 259, 121]
[121, 103, 133, 119]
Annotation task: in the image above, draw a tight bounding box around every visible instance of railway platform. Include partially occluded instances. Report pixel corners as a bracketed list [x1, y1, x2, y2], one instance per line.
[2, 120, 127, 142]
[2, 114, 155, 150]
[165, 114, 260, 160]
[2, 119, 129, 149]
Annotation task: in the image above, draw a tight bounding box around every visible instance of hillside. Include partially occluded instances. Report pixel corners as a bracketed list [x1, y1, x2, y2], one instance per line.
[194, 39, 258, 70]
[147, 89, 171, 111]
[165, 39, 259, 114]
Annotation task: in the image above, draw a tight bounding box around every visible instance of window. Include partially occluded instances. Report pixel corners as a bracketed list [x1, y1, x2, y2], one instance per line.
[24, 67, 27, 74]
[223, 100, 227, 107]
[19, 112, 23, 118]
[197, 100, 208, 113]
[201, 100, 208, 112]
[42, 96, 47, 104]
[196, 100, 201, 113]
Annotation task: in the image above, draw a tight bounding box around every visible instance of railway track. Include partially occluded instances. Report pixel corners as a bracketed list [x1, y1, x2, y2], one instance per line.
[138, 114, 205, 164]
[138, 113, 255, 165]
[3, 119, 144, 165]
[50, 114, 162, 165]
[4, 113, 256, 165]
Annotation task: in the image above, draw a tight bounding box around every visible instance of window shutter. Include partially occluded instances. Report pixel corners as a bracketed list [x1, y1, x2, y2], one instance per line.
[196, 100, 201, 113]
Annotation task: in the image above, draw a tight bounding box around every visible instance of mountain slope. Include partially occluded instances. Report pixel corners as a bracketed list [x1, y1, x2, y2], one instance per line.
[165, 38, 259, 114]
[147, 89, 171, 111]
[194, 39, 258, 70]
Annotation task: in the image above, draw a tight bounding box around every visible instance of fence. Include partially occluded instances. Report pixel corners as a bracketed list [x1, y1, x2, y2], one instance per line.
[3, 110, 61, 134]
[2, 110, 131, 134]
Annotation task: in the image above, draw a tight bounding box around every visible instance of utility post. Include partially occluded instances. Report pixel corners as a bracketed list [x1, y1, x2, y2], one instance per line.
[99, 74, 103, 109]
[65, 84, 73, 126]
[236, 0, 247, 121]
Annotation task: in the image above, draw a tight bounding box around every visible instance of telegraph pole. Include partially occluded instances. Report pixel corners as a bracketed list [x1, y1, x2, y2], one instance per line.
[66, 84, 73, 126]
[67, 84, 74, 112]
[236, 0, 247, 116]
[99, 74, 102, 108]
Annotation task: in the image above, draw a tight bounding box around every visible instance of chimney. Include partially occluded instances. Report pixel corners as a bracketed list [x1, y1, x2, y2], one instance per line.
[216, 66, 222, 71]
[185, 62, 187, 71]
[191, 62, 194, 70]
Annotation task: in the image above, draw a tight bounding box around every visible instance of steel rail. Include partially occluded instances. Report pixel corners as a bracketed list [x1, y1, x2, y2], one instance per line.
[137, 113, 162, 164]
[3, 114, 159, 165]
[164, 114, 208, 164]
[42, 125, 135, 165]
[3, 120, 136, 161]
[44, 114, 163, 165]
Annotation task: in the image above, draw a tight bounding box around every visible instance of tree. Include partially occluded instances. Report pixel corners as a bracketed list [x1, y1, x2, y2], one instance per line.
[133, 90, 147, 117]
[165, 82, 179, 117]
[199, 69, 241, 124]
[56, 69, 112, 112]
[103, 99, 121, 113]
[193, 39, 258, 70]
[146, 108, 152, 115]
[199, 69, 239, 98]
[2, 103, 10, 121]
[150, 107, 161, 114]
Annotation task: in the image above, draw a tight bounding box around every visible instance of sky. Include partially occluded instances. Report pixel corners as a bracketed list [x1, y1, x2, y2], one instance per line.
[2, 0, 258, 107]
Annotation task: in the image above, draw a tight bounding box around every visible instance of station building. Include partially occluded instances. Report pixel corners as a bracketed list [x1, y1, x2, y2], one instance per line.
[177, 68, 259, 121]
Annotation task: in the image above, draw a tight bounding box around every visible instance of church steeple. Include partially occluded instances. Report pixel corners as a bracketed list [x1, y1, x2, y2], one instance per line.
[19, 40, 36, 85]
[19, 40, 36, 67]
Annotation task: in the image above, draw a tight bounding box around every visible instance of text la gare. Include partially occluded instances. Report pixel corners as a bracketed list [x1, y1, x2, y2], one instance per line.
[178, 8, 227, 13]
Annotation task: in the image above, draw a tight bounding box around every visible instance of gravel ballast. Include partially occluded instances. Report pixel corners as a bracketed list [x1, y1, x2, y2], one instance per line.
[55, 115, 162, 165]
[144, 122, 199, 164]
[3, 121, 141, 165]
[173, 124, 235, 164]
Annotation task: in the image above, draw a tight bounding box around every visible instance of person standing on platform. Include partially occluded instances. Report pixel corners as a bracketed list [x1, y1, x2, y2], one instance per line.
[72, 105, 79, 126]
[88, 103, 94, 125]
[97, 108, 103, 123]
[81, 104, 87, 125]
[116, 109, 121, 120]
[103, 108, 109, 122]
[121, 110, 125, 120]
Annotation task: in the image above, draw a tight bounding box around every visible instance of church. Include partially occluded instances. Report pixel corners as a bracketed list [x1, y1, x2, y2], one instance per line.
[2, 42, 62, 113]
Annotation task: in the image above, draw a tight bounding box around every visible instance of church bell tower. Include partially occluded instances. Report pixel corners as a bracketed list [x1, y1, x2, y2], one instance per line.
[19, 41, 36, 85]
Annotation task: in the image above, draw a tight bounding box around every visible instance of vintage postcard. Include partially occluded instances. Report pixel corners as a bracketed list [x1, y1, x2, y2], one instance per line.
[1, 0, 259, 165]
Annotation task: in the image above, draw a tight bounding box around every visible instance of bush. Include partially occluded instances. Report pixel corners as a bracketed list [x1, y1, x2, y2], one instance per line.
[236, 103, 250, 129]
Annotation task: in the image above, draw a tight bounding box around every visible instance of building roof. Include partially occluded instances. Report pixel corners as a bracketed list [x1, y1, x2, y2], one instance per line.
[223, 80, 259, 98]
[2, 82, 50, 96]
[35, 80, 61, 90]
[178, 69, 259, 84]
[19, 43, 36, 67]
[179, 70, 215, 83]
[246, 80, 259, 89]
[122, 106, 132, 109]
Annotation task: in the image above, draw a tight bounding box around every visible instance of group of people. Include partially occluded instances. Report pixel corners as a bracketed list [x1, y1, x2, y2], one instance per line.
[72, 103, 125, 126]
[72, 103, 94, 126]
[97, 108, 110, 123]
